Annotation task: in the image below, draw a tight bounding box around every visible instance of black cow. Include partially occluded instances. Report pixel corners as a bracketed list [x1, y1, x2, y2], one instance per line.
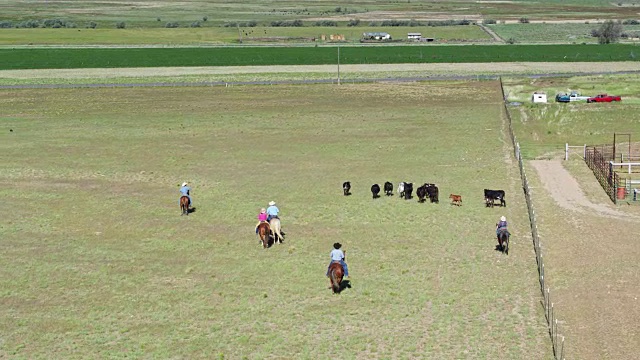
[384, 181, 394, 196]
[416, 185, 427, 203]
[426, 184, 439, 203]
[343, 181, 351, 196]
[484, 189, 506, 207]
[371, 184, 381, 199]
[404, 182, 413, 200]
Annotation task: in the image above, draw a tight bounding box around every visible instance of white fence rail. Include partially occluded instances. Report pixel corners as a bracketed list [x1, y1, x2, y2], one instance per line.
[609, 161, 640, 174]
[565, 143, 586, 161]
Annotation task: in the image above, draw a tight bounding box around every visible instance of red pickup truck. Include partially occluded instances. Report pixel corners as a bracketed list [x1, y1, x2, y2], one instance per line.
[587, 94, 621, 103]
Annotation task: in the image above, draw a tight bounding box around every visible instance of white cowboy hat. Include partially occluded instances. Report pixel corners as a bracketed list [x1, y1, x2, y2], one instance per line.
[500, 216, 506, 222]
[181, 182, 188, 187]
[268, 201, 276, 206]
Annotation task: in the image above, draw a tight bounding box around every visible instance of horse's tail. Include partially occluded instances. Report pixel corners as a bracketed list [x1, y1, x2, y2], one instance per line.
[180, 196, 189, 215]
[259, 223, 271, 248]
[270, 219, 283, 243]
[330, 266, 341, 293]
[330, 263, 344, 294]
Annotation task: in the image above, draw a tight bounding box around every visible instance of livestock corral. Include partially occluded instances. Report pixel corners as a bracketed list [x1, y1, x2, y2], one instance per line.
[0, 81, 553, 358]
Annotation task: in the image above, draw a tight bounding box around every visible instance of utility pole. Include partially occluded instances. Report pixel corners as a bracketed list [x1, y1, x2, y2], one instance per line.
[337, 45, 341, 85]
[237, 24, 242, 43]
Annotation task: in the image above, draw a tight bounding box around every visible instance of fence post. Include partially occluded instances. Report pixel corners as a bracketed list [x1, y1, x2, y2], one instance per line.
[553, 318, 558, 356]
[565, 143, 568, 161]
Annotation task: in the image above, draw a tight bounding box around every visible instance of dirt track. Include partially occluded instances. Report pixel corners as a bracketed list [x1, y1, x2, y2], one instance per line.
[529, 160, 640, 359]
[2, 62, 640, 80]
[531, 160, 639, 220]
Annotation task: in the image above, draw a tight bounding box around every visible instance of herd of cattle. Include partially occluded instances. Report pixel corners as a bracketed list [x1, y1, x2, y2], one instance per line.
[342, 181, 506, 207]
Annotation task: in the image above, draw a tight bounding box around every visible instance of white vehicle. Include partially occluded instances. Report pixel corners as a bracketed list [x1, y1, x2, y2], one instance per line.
[555, 91, 591, 103]
[569, 91, 591, 101]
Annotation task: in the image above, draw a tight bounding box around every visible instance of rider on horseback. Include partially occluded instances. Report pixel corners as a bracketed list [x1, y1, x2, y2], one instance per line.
[266, 201, 285, 235]
[326, 242, 349, 278]
[496, 215, 508, 238]
[255, 208, 268, 234]
[266, 201, 279, 221]
[180, 182, 192, 207]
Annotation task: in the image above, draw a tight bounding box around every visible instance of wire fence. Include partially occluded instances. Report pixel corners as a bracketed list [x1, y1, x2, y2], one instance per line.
[585, 145, 620, 204]
[499, 78, 565, 360]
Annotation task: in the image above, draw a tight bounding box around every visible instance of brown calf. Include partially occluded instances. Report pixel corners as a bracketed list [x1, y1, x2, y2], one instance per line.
[449, 194, 462, 206]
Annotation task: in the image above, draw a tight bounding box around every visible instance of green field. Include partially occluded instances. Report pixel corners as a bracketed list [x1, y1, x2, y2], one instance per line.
[1, 44, 640, 70]
[0, 82, 551, 358]
[0, 26, 490, 46]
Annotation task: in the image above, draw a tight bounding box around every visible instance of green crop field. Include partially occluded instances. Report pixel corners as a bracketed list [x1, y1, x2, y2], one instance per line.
[1, 44, 640, 70]
[0, 81, 552, 358]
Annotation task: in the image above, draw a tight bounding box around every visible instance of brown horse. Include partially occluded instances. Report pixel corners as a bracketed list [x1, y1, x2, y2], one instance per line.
[269, 218, 284, 244]
[180, 196, 190, 216]
[328, 262, 344, 294]
[257, 222, 271, 249]
[497, 229, 510, 254]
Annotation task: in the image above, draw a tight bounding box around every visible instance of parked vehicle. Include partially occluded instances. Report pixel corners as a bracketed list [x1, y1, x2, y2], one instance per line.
[587, 94, 622, 103]
[555, 91, 591, 103]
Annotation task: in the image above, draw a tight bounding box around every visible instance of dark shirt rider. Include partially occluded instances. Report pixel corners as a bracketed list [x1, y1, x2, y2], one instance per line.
[496, 215, 507, 237]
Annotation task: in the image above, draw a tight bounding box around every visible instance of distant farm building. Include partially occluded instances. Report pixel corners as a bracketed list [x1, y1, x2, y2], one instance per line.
[407, 33, 435, 42]
[532, 92, 548, 103]
[320, 34, 345, 41]
[362, 32, 391, 40]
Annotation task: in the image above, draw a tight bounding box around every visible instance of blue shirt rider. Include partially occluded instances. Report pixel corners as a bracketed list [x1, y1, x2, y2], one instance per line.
[496, 215, 507, 237]
[180, 182, 192, 206]
[326, 242, 349, 278]
[266, 201, 279, 221]
[266, 201, 286, 236]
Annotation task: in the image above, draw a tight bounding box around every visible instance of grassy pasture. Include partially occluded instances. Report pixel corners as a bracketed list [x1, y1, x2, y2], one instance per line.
[489, 23, 640, 44]
[1, 44, 640, 70]
[0, 82, 551, 358]
[0, 0, 636, 28]
[502, 74, 640, 159]
[0, 26, 489, 46]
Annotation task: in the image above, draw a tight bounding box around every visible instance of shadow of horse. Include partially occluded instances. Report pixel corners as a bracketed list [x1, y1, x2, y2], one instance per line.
[187, 207, 196, 214]
[338, 279, 352, 292]
[328, 279, 352, 294]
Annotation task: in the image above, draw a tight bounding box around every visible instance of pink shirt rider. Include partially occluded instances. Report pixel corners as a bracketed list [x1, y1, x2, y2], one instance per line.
[258, 212, 268, 222]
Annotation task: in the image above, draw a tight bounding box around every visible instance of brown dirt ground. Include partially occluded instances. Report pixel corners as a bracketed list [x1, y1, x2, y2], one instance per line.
[528, 159, 640, 359]
[2, 62, 639, 79]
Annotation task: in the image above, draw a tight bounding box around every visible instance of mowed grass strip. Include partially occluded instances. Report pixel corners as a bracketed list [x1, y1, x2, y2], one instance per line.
[1, 44, 640, 70]
[0, 26, 490, 46]
[0, 82, 550, 358]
